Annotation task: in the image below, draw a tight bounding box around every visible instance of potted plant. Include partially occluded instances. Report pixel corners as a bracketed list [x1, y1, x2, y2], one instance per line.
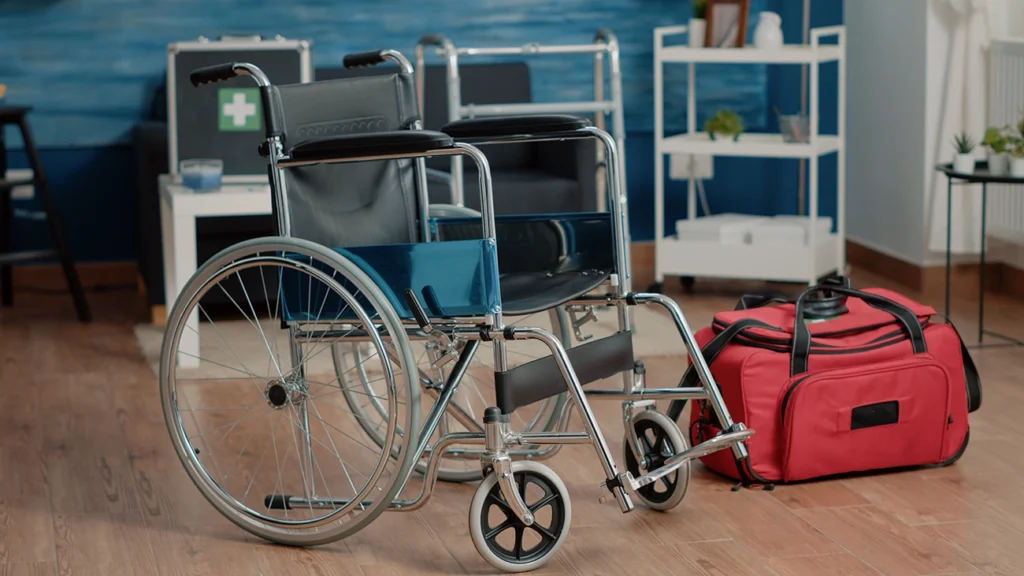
[952, 132, 976, 174]
[982, 126, 1010, 175]
[1011, 139, 1024, 178]
[706, 109, 743, 141]
[690, 0, 707, 47]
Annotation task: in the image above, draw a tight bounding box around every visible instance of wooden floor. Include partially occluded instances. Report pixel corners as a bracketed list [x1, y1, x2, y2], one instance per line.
[2, 268, 1024, 576]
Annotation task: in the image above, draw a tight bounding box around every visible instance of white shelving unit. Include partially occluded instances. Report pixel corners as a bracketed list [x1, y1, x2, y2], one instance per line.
[652, 24, 846, 287]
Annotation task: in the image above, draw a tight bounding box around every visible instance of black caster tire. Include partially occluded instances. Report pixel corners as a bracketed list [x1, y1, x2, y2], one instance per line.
[469, 461, 571, 572]
[623, 411, 690, 511]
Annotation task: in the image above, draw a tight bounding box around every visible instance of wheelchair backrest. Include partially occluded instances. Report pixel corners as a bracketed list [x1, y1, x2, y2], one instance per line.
[267, 72, 421, 248]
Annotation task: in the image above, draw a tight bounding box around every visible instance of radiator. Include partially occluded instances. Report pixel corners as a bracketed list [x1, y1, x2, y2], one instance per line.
[987, 38, 1024, 245]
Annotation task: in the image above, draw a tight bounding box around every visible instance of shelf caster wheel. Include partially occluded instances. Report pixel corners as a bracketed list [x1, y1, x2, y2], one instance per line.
[681, 276, 696, 292]
[646, 281, 663, 294]
[623, 411, 690, 511]
[469, 461, 571, 573]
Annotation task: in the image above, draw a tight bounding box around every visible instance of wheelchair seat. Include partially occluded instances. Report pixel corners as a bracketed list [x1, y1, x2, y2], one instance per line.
[499, 267, 610, 315]
[431, 211, 615, 316]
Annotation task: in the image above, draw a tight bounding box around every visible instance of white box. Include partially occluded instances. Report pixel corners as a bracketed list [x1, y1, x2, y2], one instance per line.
[749, 216, 833, 247]
[675, 213, 769, 245]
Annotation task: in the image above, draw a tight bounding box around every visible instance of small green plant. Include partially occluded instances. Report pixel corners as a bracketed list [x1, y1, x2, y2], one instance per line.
[693, 0, 708, 19]
[1011, 139, 1024, 159]
[983, 126, 1010, 154]
[705, 110, 743, 141]
[953, 132, 976, 154]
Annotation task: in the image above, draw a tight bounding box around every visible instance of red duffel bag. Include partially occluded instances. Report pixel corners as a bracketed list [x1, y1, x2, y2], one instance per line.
[667, 278, 981, 486]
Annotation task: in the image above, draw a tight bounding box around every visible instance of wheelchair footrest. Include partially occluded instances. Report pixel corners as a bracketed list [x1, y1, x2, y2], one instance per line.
[630, 428, 755, 491]
[264, 494, 374, 510]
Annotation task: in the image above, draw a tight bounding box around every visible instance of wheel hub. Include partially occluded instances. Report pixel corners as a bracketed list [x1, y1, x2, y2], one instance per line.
[264, 378, 302, 409]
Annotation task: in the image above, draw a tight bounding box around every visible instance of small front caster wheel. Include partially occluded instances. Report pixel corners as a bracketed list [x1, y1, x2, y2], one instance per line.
[623, 411, 690, 511]
[469, 461, 571, 573]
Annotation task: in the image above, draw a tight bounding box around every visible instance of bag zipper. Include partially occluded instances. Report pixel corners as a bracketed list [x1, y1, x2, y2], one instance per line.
[713, 320, 930, 356]
[779, 374, 811, 423]
[713, 317, 930, 342]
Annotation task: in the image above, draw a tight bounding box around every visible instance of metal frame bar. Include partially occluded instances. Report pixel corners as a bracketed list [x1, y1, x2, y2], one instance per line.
[414, 30, 628, 215]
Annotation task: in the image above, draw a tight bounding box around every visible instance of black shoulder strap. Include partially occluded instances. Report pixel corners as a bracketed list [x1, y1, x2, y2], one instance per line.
[936, 316, 982, 413]
[666, 318, 772, 421]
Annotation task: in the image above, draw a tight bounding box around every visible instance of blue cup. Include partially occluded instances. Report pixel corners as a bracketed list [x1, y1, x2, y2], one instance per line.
[180, 159, 223, 192]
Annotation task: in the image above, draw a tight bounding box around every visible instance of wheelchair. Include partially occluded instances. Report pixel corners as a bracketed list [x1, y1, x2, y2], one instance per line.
[159, 47, 754, 573]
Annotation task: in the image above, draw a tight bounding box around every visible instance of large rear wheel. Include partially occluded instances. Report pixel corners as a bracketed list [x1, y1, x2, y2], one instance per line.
[160, 237, 420, 546]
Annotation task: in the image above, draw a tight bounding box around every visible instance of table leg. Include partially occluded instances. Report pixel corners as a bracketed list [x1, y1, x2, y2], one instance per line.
[945, 177, 952, 321]
[979, 184, 987, 344]
[160, 193, 200, 369]
[0, 167, 11, 308]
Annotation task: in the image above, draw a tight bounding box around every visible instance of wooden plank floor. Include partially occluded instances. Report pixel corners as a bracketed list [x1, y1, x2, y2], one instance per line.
[1, 268, 1023, 576]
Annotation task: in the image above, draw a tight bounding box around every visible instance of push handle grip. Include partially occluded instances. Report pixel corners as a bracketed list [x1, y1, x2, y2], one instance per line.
[343, 50, 386, 69]
[190, 63, 239, 87]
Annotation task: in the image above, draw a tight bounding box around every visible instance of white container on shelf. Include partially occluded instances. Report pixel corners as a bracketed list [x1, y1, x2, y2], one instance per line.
[749, 216, 833, 247]
[754, 12, 784, 50]
[675, 213, 768, 245]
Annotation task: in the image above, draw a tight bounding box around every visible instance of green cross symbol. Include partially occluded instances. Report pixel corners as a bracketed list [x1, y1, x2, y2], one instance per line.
[218, 88, 261, 131]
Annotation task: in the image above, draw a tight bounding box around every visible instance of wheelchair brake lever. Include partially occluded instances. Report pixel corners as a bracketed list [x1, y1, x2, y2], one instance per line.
[404, 289, 459, 369]
[404, 289, 434, 333]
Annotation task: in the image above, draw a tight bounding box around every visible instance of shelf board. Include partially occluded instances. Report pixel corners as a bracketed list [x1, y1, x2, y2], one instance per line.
[659, 44, 841, 64]
[660, 132, 840, 159]
[655, 233, 841, 283]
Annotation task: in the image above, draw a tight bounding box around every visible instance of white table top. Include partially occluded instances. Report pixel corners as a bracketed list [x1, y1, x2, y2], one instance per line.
[159, 174, 271, 218]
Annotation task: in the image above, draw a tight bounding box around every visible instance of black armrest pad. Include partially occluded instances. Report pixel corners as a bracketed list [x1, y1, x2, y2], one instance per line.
[289, 130, 453, 163]
[442, 114, 591, 139]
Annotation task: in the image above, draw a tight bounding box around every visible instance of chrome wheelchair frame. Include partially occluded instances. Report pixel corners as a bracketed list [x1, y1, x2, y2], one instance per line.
[160, 48, 753, 573]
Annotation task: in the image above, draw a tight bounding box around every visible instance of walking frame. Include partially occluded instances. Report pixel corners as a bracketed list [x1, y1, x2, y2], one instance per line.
[414, 29, 627, 216]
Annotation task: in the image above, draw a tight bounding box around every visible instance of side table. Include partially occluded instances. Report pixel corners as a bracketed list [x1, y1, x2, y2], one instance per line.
[159, 175, 272, 367]
[936, 161, 1024, 348]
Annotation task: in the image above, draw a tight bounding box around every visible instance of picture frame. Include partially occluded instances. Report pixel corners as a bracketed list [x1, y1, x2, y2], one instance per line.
[705, 0, 750, 48]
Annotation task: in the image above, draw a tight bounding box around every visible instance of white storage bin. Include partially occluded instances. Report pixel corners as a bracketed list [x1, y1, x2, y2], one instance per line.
[675, 213, 769, 245]
[749, 216, 833, 247]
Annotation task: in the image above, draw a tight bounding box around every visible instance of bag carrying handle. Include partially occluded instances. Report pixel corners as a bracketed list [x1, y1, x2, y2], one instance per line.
[734, 277, 850, 319]
[790, 284, 928, 375]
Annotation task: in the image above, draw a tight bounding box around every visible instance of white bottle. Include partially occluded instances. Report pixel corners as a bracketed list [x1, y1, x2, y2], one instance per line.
[754, 12, 784, 49]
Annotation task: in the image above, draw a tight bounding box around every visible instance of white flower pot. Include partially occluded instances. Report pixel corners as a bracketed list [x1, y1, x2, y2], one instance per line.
[690, 18, 706, 47]
[1011, 157, 1024, 178]
[953, 153, 975, 174]
[988, 152, 1009, 176]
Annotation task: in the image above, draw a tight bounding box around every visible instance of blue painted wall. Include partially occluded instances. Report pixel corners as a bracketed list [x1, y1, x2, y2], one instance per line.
[1, 0, 841, 263]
